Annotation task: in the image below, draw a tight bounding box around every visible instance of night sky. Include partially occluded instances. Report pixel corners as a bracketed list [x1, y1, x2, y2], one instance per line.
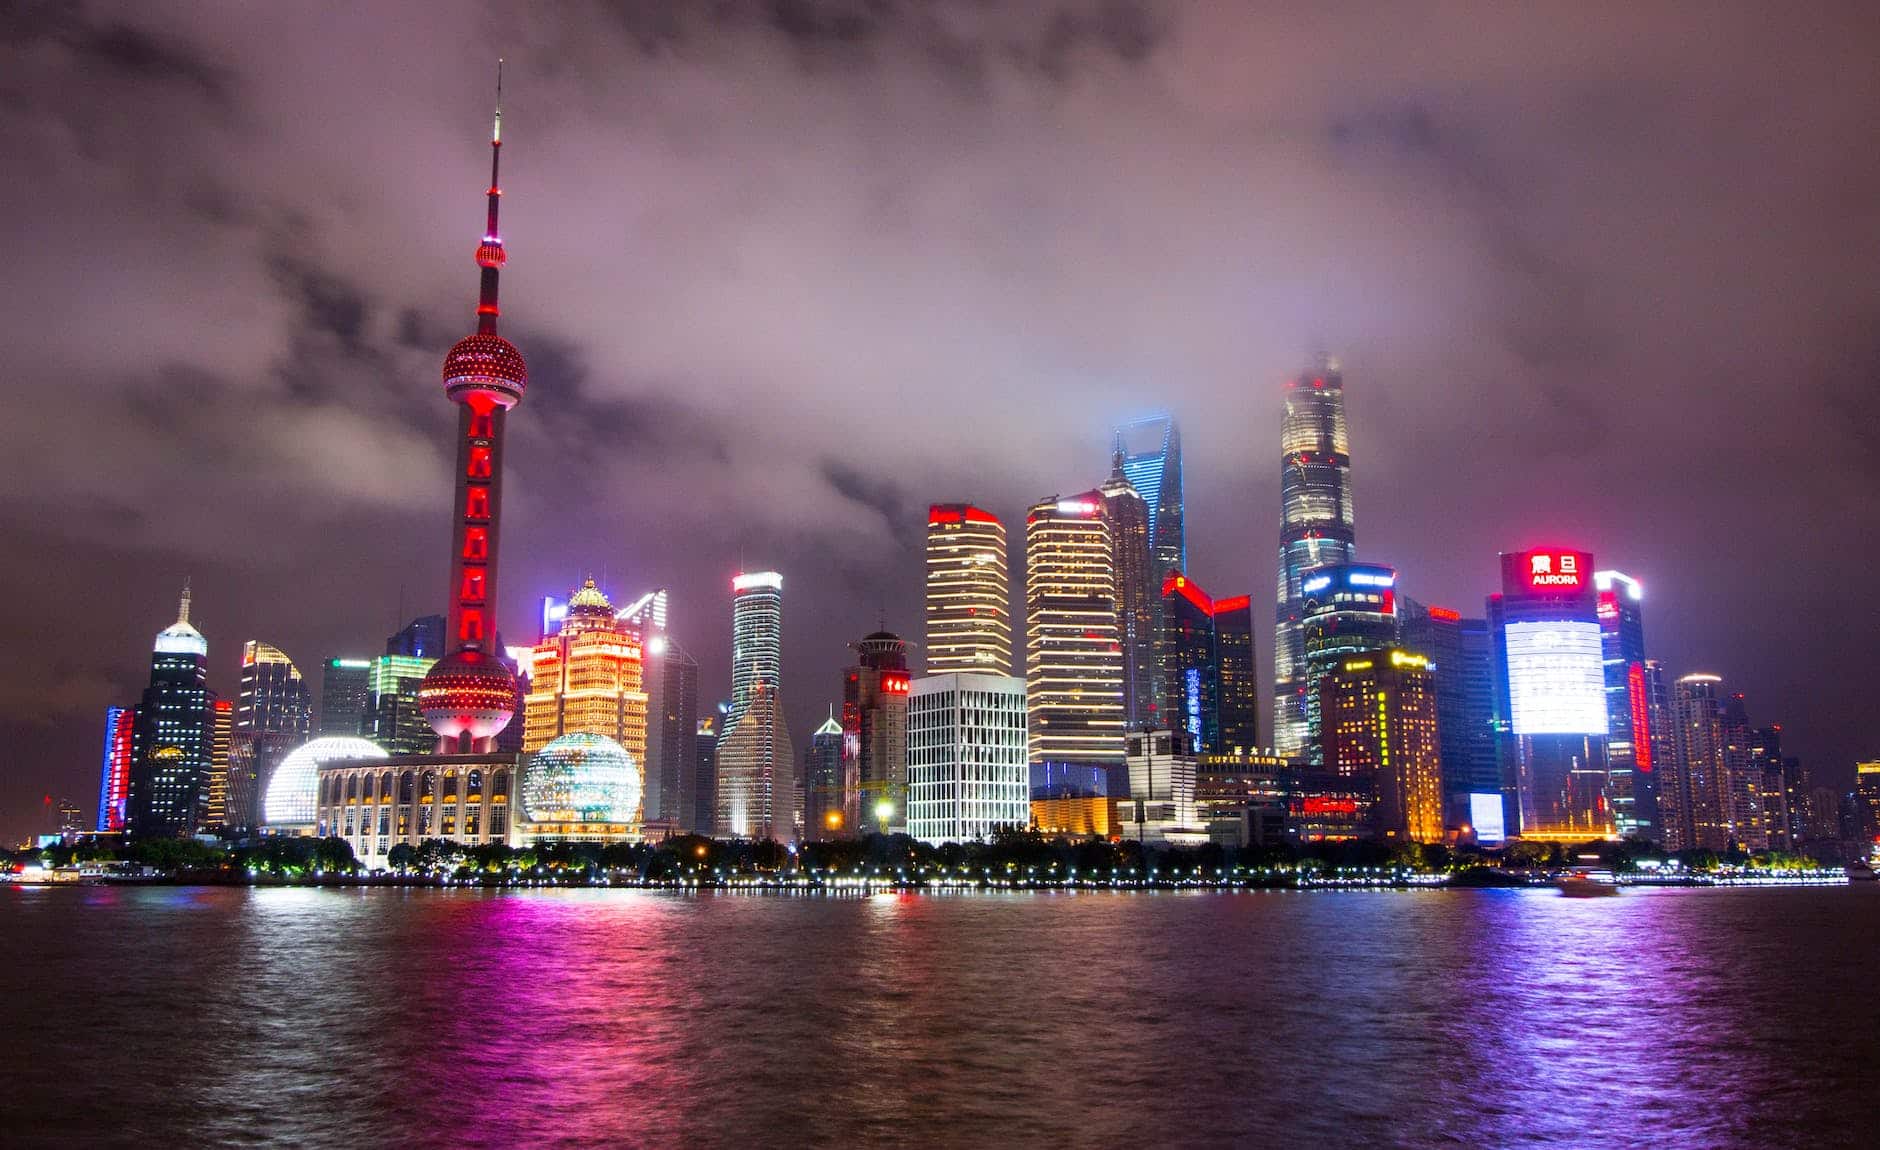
[4, 1, 1879, 842]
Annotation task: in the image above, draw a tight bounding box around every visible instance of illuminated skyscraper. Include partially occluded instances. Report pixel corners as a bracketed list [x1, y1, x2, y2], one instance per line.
[1115, 418, 1184, 727]
[715, 682, 796, 842]
[96, 705, 135, 833]
[907, 673, 1030, 845]
[1099, 460, 1156, 729]
[842, 630, 912, 834]
[1160, 573, 1220, 756]
[1113, 417, 1185, 583]
[126, 584, 214, 838]
[803, 711, 846, 839]
[728, 572, 783, 735]
[1321, 649, 1444, 843]
[204, 698, 233, 831]
[924, 505, 1012, 676]
[1488, 548, 1612, 839]
[1212, 595, 1258, 753]
[386, 614, 446, 659]
[1664, 674, 1734, 851]
[1399, 602, 1497, 831]
[1274, 357, 1356, 757]
[224, 641, 313, 833]
[644, 634, 699, 829]
[318, 658, 372, 736]
[522, 578, 649, 819]
[1300, 563, 1398, 765]
[417, 70, 525, 754]
[1594, 571, 1657, 840]
[366, 655, 438, 755]
[1024, 493, 1124, 774]
[693, 708, 724, 834]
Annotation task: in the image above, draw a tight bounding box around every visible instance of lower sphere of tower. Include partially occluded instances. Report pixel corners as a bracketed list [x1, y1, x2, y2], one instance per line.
[419, 648, 518, 742]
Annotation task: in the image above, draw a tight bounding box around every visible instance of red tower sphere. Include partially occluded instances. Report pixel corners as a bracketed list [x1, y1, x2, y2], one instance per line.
[442, 332, 526, 407]
[419, 648, 518, 748]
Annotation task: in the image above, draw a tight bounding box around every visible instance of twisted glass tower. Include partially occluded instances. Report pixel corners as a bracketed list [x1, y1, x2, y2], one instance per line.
[1273, 357, 1355, 758]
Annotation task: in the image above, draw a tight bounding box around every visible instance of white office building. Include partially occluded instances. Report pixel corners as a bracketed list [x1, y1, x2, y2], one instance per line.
[907, 673, 1029, 844]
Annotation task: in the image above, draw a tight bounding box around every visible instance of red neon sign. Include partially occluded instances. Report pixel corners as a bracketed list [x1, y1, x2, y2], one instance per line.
[1427, 606, 1461, 622]
[1523, 549, 1588, 590]
[1628, 662, 1652, 772]
[1300, 797, 1358, 817]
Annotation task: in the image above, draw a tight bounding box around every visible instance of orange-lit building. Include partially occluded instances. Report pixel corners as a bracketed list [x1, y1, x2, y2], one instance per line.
[1320, 648, 1443, 843]
[523, 579, 648, 820]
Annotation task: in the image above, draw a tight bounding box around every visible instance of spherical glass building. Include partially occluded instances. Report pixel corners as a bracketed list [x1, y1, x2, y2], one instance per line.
[265, 737, 387, 829]
[523, 733, 640, 824]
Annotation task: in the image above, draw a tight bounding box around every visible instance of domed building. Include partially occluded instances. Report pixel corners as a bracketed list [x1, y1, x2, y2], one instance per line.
[518, 732, 643, 845]
[264, 737, 387, 831]
[521, 577, 649, 776]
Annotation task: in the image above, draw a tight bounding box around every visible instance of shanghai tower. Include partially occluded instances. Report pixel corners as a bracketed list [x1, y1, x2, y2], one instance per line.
[1273, 356, 1354, 758]
[417, 67, 527, 753]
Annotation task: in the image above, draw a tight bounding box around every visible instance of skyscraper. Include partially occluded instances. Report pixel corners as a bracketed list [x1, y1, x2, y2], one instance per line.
[126, 584, 213, 838]
[644, 635, 699, 829]
[907, 673, 1030, 845]
[802, 711, 846, 839]
[204, 698, 234, 830]
[728, 571, 784, 735]
[924, 505, 1012, 676]
[386, 614, 446, 659]
[95, 705, 135, 833]
[1399, 602, 1498, 833]
[1115, 418, 1184, 729]
[1274, 357, 1355, 757]
[1024, 493, 1124, 775]
[522, 578, 650, 816]
[1211, 595, 1259, 754]
[1300, 563, 1398, 765]
[1665, 674, 1734, 851]
[1160, 573, 1221, 756]
[1321, 649, 1444, 843]
[416, 73, 525, 755]
[693, 708, 724, 834]
[715, 682, 796, 842]
[367, 654, 437, 755]
[318, 658, 372, 736]
[1488, 548, 1611, 839]
[1594, 571, 1658, 840]
[842, 630, 912, 834]
[1099, 460, 1156, 729]
[225, 641, 313, 833]
[1113, 417, 1185, 583]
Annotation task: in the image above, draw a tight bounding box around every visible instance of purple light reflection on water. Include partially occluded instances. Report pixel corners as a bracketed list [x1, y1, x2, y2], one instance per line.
[1, 884, 1876, 1148]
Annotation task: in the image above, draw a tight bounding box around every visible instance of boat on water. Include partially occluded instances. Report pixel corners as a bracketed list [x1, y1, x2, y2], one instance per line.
[1557, 868, 1621, 897]
[1847, 862, 1877, 882]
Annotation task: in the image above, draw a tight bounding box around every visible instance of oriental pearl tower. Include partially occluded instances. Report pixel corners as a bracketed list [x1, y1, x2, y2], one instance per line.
[418, 65, 526, 753]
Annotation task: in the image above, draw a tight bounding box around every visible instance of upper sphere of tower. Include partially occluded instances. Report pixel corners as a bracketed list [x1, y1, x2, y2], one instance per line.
[442, 332, 526, 407]
[476, 239, 507, 269]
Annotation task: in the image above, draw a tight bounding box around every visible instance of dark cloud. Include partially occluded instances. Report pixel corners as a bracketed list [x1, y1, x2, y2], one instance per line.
[4, 1, 1880, 838]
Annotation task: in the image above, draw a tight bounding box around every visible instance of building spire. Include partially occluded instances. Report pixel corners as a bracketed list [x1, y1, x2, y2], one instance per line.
[178, 578, 193, 625]
[474, 59, 507, 335]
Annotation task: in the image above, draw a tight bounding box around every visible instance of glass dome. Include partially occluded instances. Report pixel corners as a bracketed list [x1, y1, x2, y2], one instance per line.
[523, 733, 640, 824]
[265, 737, 387, 828]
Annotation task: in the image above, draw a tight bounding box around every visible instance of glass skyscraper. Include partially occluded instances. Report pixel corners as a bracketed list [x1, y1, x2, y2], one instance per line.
[727, 571, 783, 735]
[1113, 417, 1185, 580]
[1024, 493, 1124, 774]
[1115, 418, 1184, 730]
[1300, 563, 1397, 765]
[1274, 358, 1355, 758]
[1594, 570, 1658, 840]
[226, 641, 313, 834]
[126, 585, 214, 838]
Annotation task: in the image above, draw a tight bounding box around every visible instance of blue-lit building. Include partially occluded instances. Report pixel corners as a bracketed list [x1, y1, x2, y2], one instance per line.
[1399, 600, 1499, 834]
[96, 705, 135, 833]
[1300, 562, 1398, 766]
[1274, 358, 1356, 758]
[1113, 416, 1185, 580]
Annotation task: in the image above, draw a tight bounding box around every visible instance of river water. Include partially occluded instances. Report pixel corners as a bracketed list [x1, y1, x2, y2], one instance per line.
[2, 884, 1875, 1147]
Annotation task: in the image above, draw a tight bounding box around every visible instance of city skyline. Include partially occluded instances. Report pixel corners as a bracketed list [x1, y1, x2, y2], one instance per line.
[7, 5, 1880, 841]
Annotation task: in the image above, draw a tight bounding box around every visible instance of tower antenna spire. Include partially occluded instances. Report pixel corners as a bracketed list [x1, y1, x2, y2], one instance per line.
[475, 58, 507, 335]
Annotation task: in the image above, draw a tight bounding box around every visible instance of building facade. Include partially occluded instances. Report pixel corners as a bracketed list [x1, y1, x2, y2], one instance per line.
[842, 631, 912, 834]
[318, 658, 372, 736]
[925, 504, 1012, 676]
[1488, 548, 1612, 839]
[715, 682, 796, 842]
[907, 673, 1030, 845]
[126, 586, 214, 838]
[96, 705, 135, 833]
[316, 751, 513, 869]
[1320, 649, 1444, 843]
[225, 641, 313, 834]
[1099, 459, 1157, 730]
[1024, 493, 1125, 776]
[728, 571, 784, 735]
[1118, 728, 1199, 840]
[1665, 674, 1734, 851]
[1593, 571, 1659, 840]
[1398, 601, 1498, 833]
[1274, 357, 1356, 758]
[803, 712, 846, 839]
[521, 578, 649, 816]
[1300, 563, 1399, 766]
[644, 636, 699, 830]
[368, 654, 438, 755]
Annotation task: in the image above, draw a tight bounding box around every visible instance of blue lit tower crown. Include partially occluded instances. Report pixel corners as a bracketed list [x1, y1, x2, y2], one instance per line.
[419, 66, 526, 753]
